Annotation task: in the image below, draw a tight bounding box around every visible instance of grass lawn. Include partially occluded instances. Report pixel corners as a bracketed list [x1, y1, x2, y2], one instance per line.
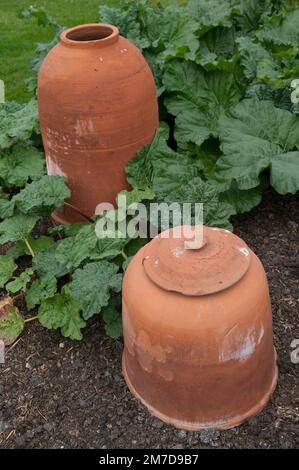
[0, 0, 179, 102]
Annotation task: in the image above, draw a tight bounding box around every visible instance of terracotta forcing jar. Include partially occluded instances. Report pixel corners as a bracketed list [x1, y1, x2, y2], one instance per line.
[38, 24, 158, 223]
[122, 226, 278, 430]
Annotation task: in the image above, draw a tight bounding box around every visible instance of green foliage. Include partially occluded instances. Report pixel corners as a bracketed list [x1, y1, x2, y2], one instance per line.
[70, 261, 123, 320]
[38, 286, 86, 341]
[101, 295, 123, 339]
[0, 255, 17, 288]
[216, 99, 299, 193]
[0, 99, 39, 149]
[163, 60, 243, 146]
[0, 144, 45, 188]
[0, 214, 38, 244]
[6, 268, 34, 293]
[26, 275, 57, 310]
[14, 176, 71, 216]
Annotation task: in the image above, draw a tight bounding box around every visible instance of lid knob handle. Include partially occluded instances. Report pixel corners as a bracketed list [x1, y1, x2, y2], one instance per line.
[184, 226, 206, 250]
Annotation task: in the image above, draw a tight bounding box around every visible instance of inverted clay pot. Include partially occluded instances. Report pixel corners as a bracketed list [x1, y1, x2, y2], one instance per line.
[38, 24, 158, 224]
[122, 226, 278, 430]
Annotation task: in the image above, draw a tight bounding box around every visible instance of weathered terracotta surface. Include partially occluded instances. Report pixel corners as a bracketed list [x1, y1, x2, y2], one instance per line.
[38, 24, 158, 223]
[122, 226, 278, 430]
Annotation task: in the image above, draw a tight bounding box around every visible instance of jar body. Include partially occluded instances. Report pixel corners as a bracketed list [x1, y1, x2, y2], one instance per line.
[122, 247, 278, 430]
[38, 25, 158, 223]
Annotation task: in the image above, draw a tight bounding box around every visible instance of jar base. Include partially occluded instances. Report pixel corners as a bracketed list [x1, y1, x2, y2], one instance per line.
[122, 351, 278, 431]
[51, 206, 88, 225]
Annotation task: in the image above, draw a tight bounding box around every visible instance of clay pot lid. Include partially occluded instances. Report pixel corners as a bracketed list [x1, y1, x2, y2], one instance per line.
[142, 226, 251, 296]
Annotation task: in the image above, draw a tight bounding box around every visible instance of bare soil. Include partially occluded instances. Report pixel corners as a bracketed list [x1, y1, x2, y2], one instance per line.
[0, 191, 298, 449]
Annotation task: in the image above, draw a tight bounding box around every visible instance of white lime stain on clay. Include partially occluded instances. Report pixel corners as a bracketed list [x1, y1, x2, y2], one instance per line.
[219, 326, 262, 363]
[46, 156, 66, 177]
[75, 119, 95, 136]
[257, 324, 265, 344]
[172, 246, 184, 258]
[239, 247, 249, 256]
[158, 368, 174, 382]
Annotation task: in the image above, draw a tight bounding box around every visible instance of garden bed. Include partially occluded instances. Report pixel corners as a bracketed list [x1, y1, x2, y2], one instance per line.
[0, 190, 298, 449]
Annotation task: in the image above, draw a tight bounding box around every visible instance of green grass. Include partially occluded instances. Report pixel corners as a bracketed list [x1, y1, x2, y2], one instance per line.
[0, 0, 182, 102]
[0, 0, 110, 101]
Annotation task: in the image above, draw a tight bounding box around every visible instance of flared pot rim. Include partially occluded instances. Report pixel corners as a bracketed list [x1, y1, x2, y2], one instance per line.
[60, 23, 119, 47]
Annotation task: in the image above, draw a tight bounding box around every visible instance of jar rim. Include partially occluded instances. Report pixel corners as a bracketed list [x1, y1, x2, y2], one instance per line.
[60, 23, 119, 47]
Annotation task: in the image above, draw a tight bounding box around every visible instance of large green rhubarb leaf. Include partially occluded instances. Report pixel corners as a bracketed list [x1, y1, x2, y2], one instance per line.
[197, 27, 241, 74]
[70, 261, 123, 320]
[0, 144, 45, 188]
[257, 10, 299, 47]
[0, 99, 39, 150]
[0, 214, 38, 244]
[38, 286, 86, 340]
[216, 99, 299, 194]
[163, 61, 243, 146]
[237, 36, 282, 83]
[14, 175, 70, 216]
[188, 0, 234, 37]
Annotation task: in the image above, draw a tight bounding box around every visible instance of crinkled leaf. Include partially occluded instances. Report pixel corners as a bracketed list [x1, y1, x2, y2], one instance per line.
[0, 214, 38, 244]
[126, 126, 172, 189]
[162, 176, 235, 230]
[6, 268, 34, 293]
[143, 51, 165, 96]
[142, 5, 199, 61]
[0, 99, 39, 150]
[101, 295, 123, 339]
[38, 287, 85, 340]
[0, 197, 15, 219]
[54, 224, 97, 270]
[233, 0, 273, 33]
[0, 300, 24, 346]
[257, 10, 299, 47]
[197, 27, 241, 75]
[26, 276, 57, 310]
[33, 243, 69, 279]
[163, 61, 243, 146]
[237, 37, 282, 84]
[116, 187, 155, 208]
[188, 0, 234, 37]
[246, 83, 297, 112]
[178, 139, 220, 178]
[0, 144, 45, 188]
[0, 255, 17, 288]
[90, 237, 128, 261]
[220, 181, 262, 214]
[99, 2, 149, 50]
[14, 175, 70, 216]
[127, 127, 234, 229]
[216, 99, 299, 193]
[70, 261, 123, 320]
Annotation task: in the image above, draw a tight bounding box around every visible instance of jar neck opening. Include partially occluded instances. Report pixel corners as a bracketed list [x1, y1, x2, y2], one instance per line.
[60, 24, 119, 47]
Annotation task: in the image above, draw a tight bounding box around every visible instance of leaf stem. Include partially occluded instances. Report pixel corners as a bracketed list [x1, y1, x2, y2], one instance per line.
[121, 249, 128, 261]
[12, 292, 24, 301]
[24, 238, 35, 258]
[24, 315, 38, 323]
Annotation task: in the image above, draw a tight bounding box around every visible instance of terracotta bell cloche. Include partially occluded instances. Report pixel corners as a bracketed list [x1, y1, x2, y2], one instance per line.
[38, 23, 158, 224]
[122, 225, 278, 430]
